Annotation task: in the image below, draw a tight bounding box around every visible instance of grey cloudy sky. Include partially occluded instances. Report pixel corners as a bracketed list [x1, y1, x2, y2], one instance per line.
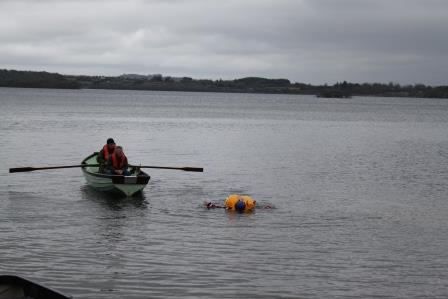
[1, 0, 447, 84]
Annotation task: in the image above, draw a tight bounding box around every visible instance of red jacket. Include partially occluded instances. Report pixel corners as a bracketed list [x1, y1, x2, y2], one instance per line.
[102, 144, 115, 161]
[111, 153, 128, 170]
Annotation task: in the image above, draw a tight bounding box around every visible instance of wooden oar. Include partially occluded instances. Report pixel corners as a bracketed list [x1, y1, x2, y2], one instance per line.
[10, 164, 203, 173]
[9, 164, 99, 173]
[132, 165, 203, 172]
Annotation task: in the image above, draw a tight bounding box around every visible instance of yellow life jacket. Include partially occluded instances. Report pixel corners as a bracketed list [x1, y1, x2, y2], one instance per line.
[224, 194, 256, 211]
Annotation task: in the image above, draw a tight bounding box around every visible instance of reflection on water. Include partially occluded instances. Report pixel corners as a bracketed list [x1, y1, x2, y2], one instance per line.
[1, 88, 448, 298]
[80, 185, 148, 210]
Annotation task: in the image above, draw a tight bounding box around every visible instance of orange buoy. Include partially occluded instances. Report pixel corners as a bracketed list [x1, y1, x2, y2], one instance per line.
[224, 194, 256, 212]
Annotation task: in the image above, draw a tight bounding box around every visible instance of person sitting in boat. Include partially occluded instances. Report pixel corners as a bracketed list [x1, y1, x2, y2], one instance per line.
[108, 146, 130, 175]
[97, 138, 116, 166]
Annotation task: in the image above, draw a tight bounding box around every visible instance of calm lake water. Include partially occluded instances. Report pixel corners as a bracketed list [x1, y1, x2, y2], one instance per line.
[1, 87, 447, 298]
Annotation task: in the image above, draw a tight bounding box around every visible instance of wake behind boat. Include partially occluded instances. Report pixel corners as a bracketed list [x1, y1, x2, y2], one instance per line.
[81, 152, 150, 197]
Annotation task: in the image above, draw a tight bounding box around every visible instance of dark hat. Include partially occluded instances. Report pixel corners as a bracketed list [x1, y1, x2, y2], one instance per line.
[107, 138, 115, 144]
[235, 200, 246, 212]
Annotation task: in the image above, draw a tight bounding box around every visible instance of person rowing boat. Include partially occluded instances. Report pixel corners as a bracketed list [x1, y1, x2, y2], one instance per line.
[98, 138, 116, 164]
[97, 138, 130, 175]
[97, 138, 116, 173]
[109, 146, 130, 175]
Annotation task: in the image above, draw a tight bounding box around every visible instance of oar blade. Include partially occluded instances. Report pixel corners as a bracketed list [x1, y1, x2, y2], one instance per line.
[182, 167, 203, 172]
[9, 167, 35, 173]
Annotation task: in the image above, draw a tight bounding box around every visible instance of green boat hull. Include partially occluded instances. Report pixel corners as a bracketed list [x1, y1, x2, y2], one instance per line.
[81, 153, 150, 197]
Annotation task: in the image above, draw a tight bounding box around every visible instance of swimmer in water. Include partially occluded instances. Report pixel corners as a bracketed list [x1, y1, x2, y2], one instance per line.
[204, 194, 273, 211]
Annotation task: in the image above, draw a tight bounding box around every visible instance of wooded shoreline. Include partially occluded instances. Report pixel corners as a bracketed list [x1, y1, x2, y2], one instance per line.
[1, 69, 447, 98]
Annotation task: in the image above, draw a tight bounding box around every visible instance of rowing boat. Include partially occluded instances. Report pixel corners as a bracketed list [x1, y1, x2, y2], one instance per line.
[0, 275, 70, 299]
[81, 152, 150, 197]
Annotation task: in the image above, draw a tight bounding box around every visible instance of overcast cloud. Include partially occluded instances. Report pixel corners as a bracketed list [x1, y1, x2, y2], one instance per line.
[0, 0, 447, 84]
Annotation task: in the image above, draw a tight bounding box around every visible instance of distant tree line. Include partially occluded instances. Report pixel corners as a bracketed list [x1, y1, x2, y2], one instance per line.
[1, 69, 447, 98]
[0, 69, 80, 89]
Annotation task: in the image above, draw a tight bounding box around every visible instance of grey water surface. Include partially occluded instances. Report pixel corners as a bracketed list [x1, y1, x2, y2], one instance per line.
[1, 88, 447, 298]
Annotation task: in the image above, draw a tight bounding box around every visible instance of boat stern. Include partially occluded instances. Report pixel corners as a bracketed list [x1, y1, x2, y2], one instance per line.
[112, 175, 150, 197]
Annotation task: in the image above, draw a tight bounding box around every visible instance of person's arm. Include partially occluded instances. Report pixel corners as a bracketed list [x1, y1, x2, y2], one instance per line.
[204, 202, 224, 209]
[97, 149, 106, 163]
[121, 156, 129, 171]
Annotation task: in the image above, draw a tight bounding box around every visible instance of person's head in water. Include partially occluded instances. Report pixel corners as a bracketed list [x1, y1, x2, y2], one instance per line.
[107, 138, 116, 151]
[234, 199, 246, 212]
